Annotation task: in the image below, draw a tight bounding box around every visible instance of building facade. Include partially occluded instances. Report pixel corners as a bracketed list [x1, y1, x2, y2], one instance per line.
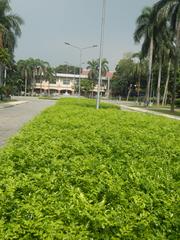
[34, 70, 113, 96]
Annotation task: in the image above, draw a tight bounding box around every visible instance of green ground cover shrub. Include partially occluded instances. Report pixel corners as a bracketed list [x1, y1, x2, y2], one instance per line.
[0, 98, 179, 239]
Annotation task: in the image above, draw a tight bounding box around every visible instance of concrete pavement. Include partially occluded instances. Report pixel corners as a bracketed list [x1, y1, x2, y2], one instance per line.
[0, 97, 56, 147]
[103, 100, 180, 121]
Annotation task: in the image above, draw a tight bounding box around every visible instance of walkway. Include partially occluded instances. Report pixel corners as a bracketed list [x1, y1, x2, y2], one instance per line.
[103, 100, 180, 121]
[0, 97, 56, 147]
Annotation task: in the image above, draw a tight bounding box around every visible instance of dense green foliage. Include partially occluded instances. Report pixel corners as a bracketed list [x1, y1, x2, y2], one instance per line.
[111, 54, 147, 98]
[0, 99, 179, 239]
[79, 78, 95, 97]
[175, 98, 180, 107]
[54, 64, 80, 75]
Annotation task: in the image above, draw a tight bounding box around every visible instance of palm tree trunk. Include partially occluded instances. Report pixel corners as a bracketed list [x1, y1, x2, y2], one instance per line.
[146, 36, 153, 105]
[171, 21, 180, 112]
[48, 81, 50, 96]
[137, 63, 141, 103]
[157, 56, 162, 106]
[127, 84, 132, 101]
[0, 32, 3, 48]
[25, 70, 27, 96]
[0, 64, 2, 87]
[107, 76, 110, 98]
[31, 69, 35, 96]
[162, 59, 171, 106]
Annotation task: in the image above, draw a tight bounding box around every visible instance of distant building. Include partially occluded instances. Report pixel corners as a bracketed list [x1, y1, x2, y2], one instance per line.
[34, 70, 113, 96]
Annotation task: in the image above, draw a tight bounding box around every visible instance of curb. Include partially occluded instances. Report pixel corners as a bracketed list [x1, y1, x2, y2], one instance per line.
[119, 105, 180, 121]
[0, 101, 28, 109]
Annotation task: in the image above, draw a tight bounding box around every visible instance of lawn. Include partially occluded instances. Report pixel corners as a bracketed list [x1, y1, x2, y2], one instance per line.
[149, 108, 180, 117]
[0, 98, 179, 239]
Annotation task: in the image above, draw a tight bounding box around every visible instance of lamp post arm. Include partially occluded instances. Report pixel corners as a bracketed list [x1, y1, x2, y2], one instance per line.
[82, 45, 98, 50]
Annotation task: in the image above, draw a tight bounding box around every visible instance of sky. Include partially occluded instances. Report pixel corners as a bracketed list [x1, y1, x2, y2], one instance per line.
[11, 0, 157, 71]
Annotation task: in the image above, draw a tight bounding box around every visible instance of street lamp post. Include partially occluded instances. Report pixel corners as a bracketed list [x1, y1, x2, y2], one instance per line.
[64, 42, 97, 96]
[96, 0, 106, 109]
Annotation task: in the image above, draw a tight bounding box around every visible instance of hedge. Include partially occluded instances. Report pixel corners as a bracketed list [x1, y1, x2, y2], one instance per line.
[0, 98, 179, 239]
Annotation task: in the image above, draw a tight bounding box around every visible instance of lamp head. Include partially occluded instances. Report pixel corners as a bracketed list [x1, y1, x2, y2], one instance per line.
[64, 42, 70, 45]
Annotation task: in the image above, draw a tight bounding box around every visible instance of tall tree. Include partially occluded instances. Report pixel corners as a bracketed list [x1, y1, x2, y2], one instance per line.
[154, 18, 172, 105]
[0, 0, 23, 53]
[54, 65, 79, 75]
[132, 52, 144, 102]
[0, 0, 23, 95]
[134, 7, 158, 104]
[17, 59, 31, 96]
[87, 58, 109, 80]
[154, 0, 180, 111]
[87, 59, 99, 81]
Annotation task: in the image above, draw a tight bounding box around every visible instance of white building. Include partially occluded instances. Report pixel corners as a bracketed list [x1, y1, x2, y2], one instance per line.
[34, 70, 113, 96]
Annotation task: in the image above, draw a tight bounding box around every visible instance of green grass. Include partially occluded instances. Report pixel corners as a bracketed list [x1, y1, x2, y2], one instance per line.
[132, 104, 180, 117]
[0, 98, 179, 239]
[149, 108, 180, 117]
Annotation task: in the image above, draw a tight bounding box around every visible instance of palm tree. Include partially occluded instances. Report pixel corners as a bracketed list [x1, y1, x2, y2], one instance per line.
[17, 59, 32, 96]
[87, 58, 109, 96]
[132, 52, 144, 102]
[99, 58, 109, 77]
[87, 59, 99, 81]
[0, 0, 23, 91]
[153, 0, 180, 111]
[0, 0, 23, 53]
[134, 7, 158, 105]
[87, 58, 109, 80]
[28, 58, 48, 95]
[154, 19, 172, 106]
[162, 58, 171, 106]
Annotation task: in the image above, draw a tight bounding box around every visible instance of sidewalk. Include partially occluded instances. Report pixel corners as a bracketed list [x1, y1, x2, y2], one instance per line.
[0, 97, 56, 147]
[120, 104, 180, 121]
[103, 100, 180, 121]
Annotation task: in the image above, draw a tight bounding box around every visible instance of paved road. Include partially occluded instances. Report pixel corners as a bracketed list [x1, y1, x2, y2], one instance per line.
[0, 97, 56, 147]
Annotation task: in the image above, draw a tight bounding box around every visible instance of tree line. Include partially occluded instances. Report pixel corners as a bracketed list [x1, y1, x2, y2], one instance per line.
[0, 0, 179, 111]
[112, 0, 180, 112]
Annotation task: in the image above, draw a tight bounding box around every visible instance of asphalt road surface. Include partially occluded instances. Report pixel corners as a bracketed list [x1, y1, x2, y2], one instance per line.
[0, 97, 56, 148]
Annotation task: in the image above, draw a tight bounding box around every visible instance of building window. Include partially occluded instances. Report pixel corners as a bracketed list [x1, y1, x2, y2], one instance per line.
[63, 79, 70, 85]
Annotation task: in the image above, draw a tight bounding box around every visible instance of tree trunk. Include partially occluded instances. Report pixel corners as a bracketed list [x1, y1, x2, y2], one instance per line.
[25, 70, 27, 96]
[127, 84, 132, 101]
[48, 81, 50, 96]
[107, 76, 110, 98]
[146, 36, 153, 105]
[137, 63, 141, 103]
[0, 32, 4, 48]
[171, 20, 180, 112]
[0, 64, 2, 87]
[162, 59, 171, 106]
[157, 56, 162, 106]
[31, 69, 35, 96]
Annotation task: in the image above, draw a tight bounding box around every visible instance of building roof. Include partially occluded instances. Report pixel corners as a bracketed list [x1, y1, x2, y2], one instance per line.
[55, 69, 114, 80]
[55, 73, 88, 78]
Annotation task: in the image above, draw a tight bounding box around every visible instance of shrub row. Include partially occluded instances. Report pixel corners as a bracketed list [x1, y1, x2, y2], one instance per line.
[0, 98, 179, 239]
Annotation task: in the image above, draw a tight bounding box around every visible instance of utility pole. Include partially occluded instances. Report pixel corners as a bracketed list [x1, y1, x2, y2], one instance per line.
[96, 0, 106, 109]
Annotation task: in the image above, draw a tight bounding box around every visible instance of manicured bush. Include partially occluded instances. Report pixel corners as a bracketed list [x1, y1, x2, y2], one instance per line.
[0, 98, 179, 239]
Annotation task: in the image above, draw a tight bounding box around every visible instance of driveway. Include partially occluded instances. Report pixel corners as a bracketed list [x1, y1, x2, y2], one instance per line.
[0, 97, 56, 147]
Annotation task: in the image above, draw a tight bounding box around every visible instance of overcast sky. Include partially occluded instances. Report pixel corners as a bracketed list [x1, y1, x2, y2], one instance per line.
[11, 0, 157, 70]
